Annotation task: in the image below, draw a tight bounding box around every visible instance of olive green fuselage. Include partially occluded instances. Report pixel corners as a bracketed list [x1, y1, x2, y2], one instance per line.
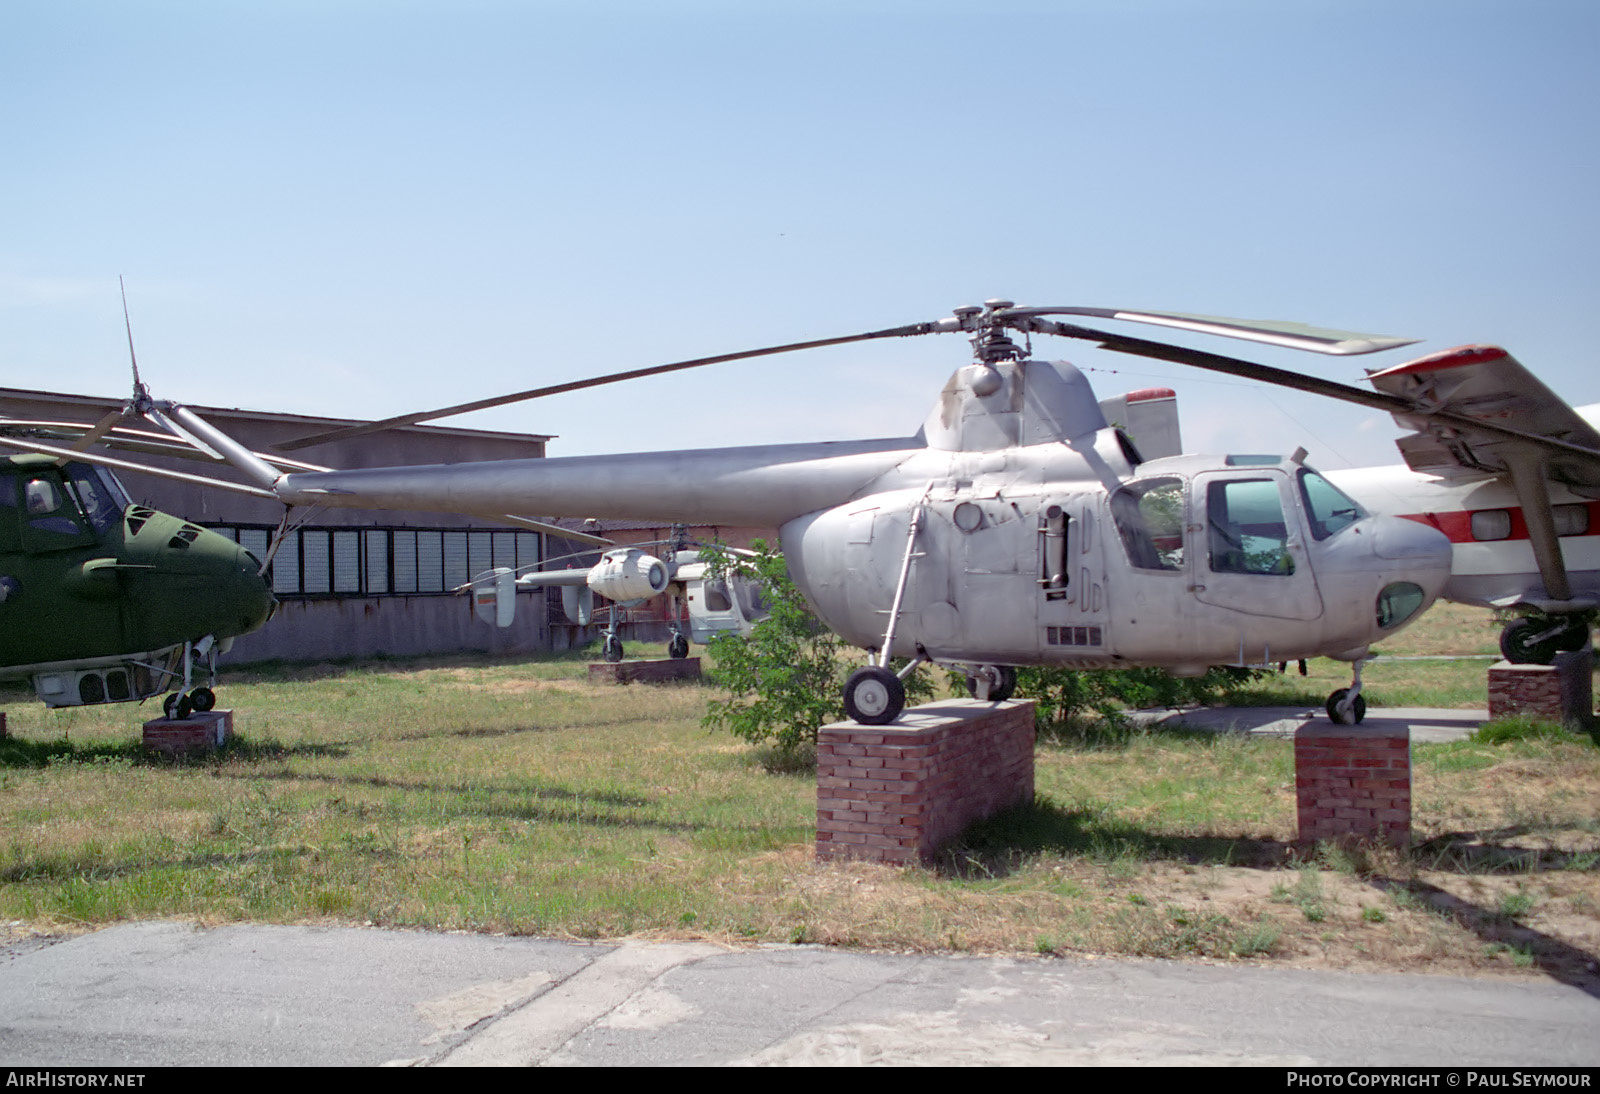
[0, 455, 276, 674]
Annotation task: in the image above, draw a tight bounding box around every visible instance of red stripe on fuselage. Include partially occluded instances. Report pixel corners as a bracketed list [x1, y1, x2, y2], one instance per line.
[1399, 500, 1600, 543]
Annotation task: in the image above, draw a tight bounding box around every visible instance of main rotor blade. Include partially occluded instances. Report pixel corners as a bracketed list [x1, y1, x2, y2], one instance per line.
[272, 321, 939, 452]
[1055, 320, 1600, 462]
[1002, 307, 1418, 355]
[0, 417, 333, 472]
[0, 435, 279, 499]
[482, 514, 613, 546]
[68, 409, 129, 453]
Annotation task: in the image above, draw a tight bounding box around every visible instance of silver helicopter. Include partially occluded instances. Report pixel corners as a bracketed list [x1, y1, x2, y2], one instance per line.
[102, 301, 1458, 725]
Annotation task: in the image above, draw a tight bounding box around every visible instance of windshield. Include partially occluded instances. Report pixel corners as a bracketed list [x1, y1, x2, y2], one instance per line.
[62, 462, 126, 535]
[1298, 468, 1366, 540]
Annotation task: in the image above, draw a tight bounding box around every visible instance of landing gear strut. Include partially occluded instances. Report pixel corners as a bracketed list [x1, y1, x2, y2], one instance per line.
[1498, 614, 1592, 665]
[162, 637, 221, 721]
[1326, 658, 1366, 725]
[840, 485, 931, 725]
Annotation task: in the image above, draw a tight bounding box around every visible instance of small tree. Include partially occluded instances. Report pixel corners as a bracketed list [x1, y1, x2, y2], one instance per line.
[701, 539, 848, 755]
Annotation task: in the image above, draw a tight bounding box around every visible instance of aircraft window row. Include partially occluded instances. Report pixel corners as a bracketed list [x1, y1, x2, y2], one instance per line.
[1114, 475, 1308, 577]
[1469, 504, 1591, 542]
[206, 525, 541, 598]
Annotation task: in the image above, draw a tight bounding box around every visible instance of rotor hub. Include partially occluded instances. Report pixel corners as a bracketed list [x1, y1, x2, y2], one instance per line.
[972, 325, 1023, 364]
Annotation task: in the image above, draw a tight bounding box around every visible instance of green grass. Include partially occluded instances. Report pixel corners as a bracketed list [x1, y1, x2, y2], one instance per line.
[0, 604, 1596, 981]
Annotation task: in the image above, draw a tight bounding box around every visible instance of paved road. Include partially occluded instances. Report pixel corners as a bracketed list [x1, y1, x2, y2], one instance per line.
[1130, 705, 1489, 743]
[2, 923, 1595, 1066]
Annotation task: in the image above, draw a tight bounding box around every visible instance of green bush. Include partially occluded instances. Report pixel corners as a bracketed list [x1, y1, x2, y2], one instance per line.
[701, 540, 848, 756]
[1007, 664, 1266, 740]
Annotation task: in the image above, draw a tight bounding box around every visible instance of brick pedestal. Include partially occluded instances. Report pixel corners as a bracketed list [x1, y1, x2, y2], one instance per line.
[143, 709, 233, 757]
[816, 699, 1035, 865]
[1487, 650, 1594, 728]
[1295, 723, 1410, 846]
[587, 658, 702, 685]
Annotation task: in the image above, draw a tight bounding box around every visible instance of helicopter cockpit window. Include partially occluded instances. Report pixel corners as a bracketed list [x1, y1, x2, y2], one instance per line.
[62, 463, 122, 536]
[703, 577, 734, 613]
[1208, 478, 1293, 575]
[1111, 477, 1185, 571]
[1297, 469, 1365, 541]
[23, 477, 83, 536]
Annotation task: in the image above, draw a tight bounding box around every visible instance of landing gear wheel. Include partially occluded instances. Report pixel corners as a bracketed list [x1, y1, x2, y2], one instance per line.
[163, 693, 182, 720]
[1326, 688, 1366, 725]
[965, 665, 1018, 702]
[843, 666, 905, 726]
[1499, 617, 1558, 665]
[603, 635, 624, 663]
[668, 633, 690, 659]
[189, 687, 216, 713]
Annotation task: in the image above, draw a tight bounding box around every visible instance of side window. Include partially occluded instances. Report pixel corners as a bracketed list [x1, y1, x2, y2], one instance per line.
[1111, 477, 1185, 571]
[21, 473, 95, 551]
[1208, 479, 1294, 575]
[703, 577, 734, 613]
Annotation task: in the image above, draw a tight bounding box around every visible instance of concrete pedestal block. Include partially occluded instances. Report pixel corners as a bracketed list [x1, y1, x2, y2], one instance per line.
[1295, 723, 1410, 847]
[143, 709, 233, 757]
[816, 699, 1035, 865]
[587, 658, 702, 685]
[1487, 650, 1594, 728]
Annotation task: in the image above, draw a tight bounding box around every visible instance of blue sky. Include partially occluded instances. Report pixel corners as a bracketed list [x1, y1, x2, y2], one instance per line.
[4, 0, 1597, 470]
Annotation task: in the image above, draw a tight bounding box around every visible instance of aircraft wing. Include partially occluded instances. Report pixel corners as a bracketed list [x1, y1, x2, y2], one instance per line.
[1365, 345, 1600, 491]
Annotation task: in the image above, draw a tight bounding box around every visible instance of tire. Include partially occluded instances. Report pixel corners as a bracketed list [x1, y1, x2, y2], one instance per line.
[603, 636, 624, 663]
[964, 665, 1018, 702]
[668, 634, 690, 659]
[1499, 618, 1558, 664]
[843, 666, 905, 726]
[1326, 688, 1366, 725]
[189, 687, 216, 713]
[163, 693, 182, 720]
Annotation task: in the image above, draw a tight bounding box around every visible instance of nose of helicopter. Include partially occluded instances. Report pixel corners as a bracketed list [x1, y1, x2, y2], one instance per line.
[188, 532, 278, 640]
[227, 541, 278, 636]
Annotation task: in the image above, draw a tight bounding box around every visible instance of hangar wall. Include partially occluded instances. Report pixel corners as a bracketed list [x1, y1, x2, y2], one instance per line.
[2, 387, 557, 664]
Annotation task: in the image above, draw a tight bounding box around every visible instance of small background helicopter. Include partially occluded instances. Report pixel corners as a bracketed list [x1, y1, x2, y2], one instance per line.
[154, 299, 1457, 726]
[465, 524, 768, 661]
